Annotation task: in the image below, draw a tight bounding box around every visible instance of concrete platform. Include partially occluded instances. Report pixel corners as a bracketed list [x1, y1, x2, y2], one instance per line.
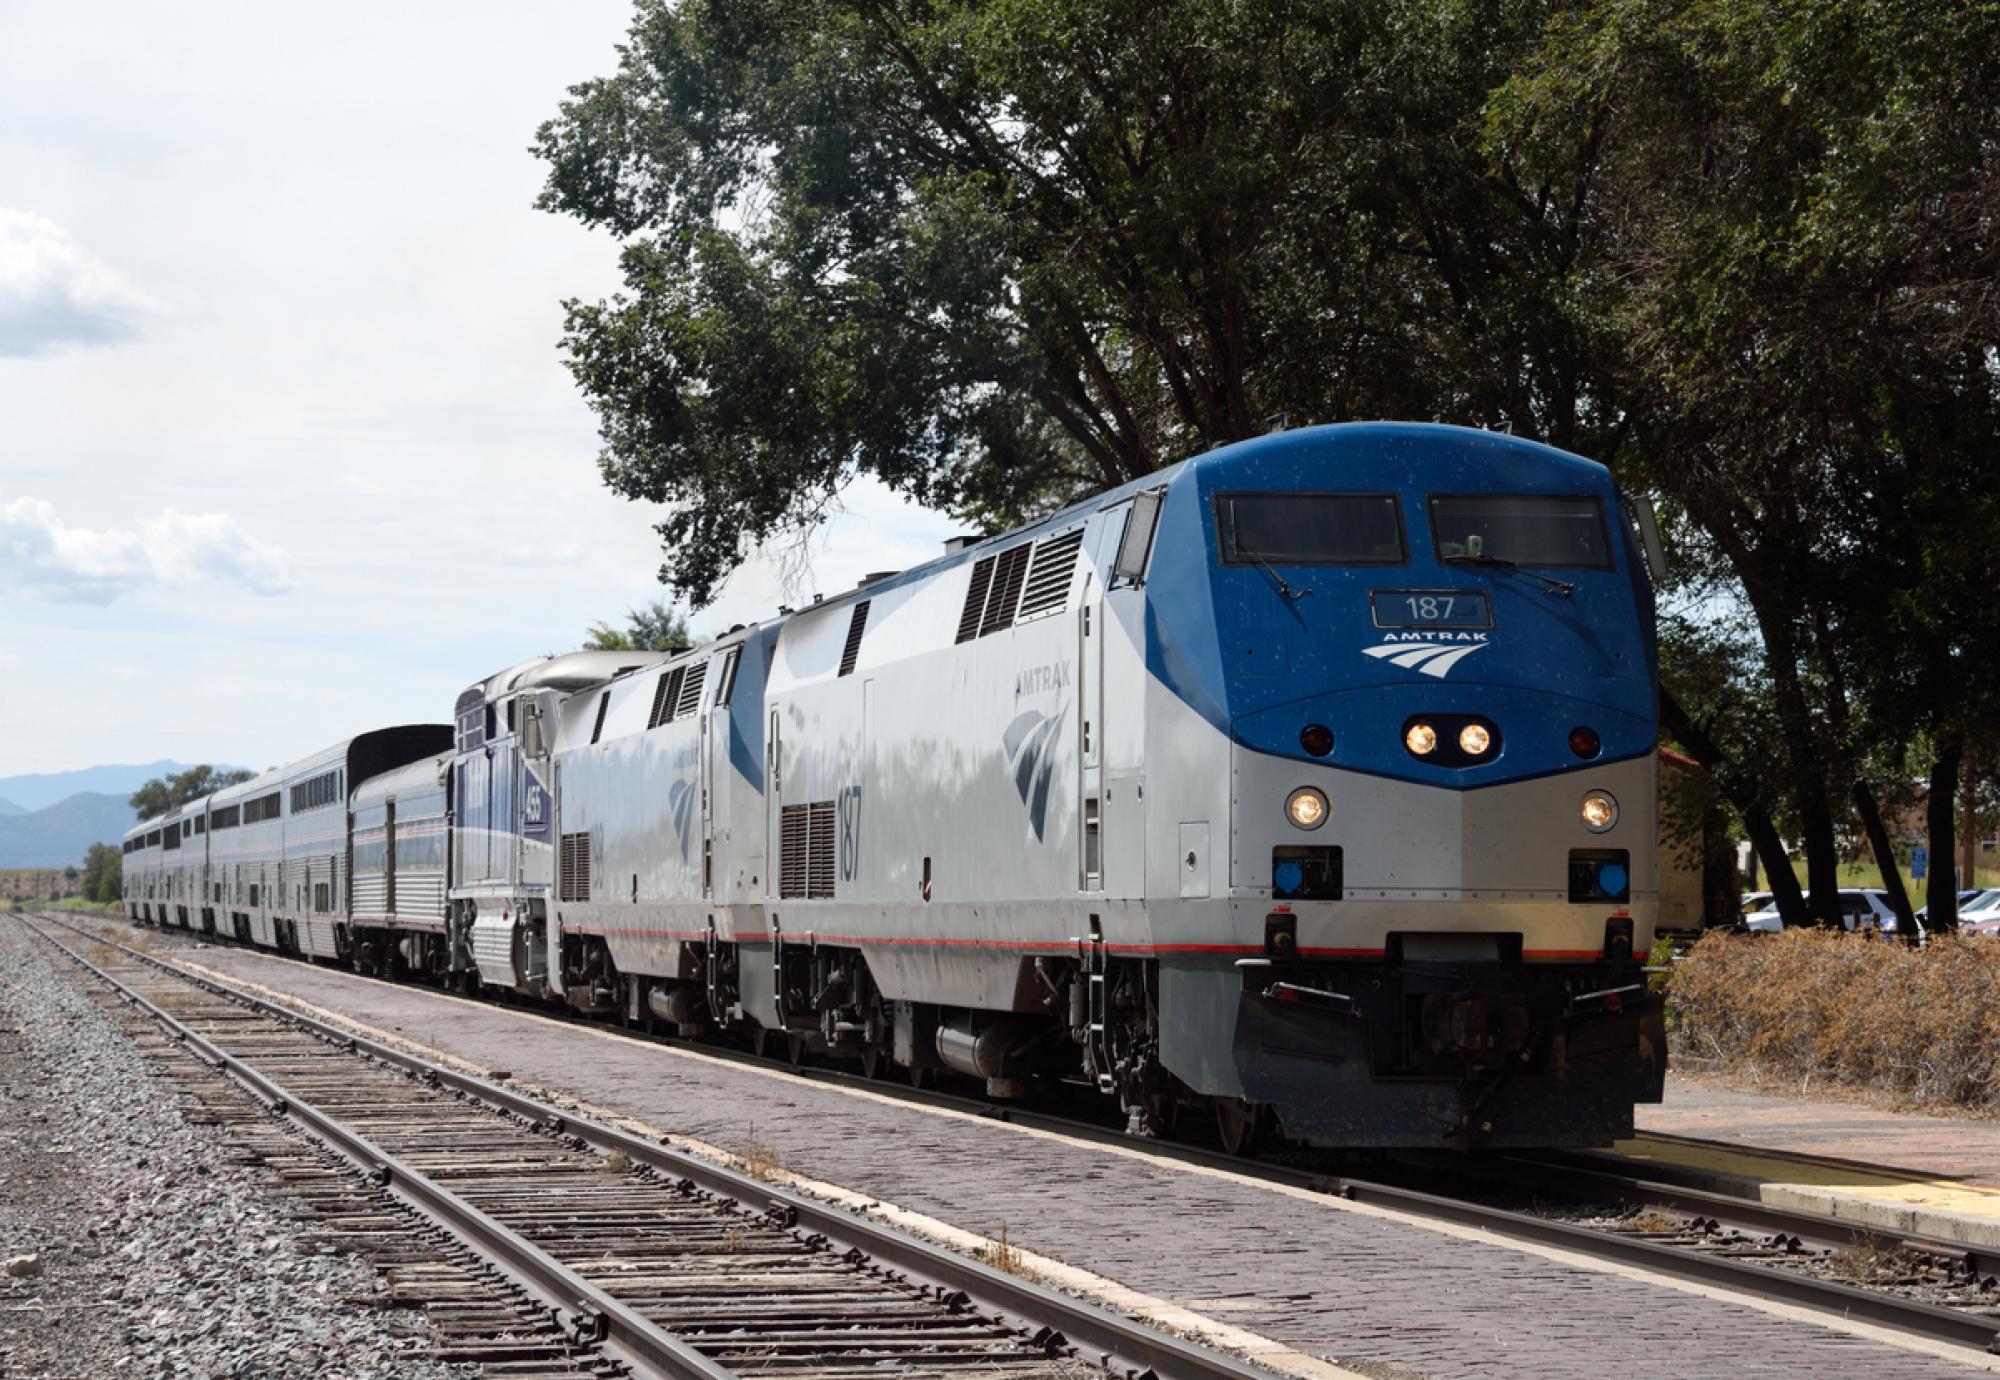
[1630, 1077, 2000, 1249]
[60, 925, 2000, 1380]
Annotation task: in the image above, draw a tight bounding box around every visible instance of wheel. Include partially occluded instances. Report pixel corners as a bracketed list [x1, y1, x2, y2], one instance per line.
[784, 1033, 807, 1068]
[751, 1026, 771, 1058]
[859, 1044, 886, 1080]
[1215, 1098, 1265, 1157]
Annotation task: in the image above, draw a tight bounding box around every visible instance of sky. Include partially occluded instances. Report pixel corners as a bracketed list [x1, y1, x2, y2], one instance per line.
[0, 1, 961, 776]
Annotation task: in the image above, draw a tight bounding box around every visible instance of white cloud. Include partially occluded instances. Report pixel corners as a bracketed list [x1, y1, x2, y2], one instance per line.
[0, 208, 158, 356]
[0, 498, 294, 602]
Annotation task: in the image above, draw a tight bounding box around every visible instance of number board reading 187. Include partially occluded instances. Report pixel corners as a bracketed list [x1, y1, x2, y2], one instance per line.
[1369, 590, 1494, 629]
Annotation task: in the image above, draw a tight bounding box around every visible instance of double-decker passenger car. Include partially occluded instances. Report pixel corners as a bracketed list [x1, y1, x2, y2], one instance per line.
[126, 422, 1665, 1149]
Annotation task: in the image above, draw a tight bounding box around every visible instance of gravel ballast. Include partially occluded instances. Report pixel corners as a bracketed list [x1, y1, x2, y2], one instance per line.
[0, 916, 471, 1379]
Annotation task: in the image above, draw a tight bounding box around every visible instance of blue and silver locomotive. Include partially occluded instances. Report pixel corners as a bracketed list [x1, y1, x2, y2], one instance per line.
[126, 423, 1665, 1149]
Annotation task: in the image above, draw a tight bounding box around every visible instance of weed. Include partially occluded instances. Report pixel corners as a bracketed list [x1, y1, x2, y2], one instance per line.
[740, 1128, 783, 1183]
[1625, 1208, 1680, 1234]
[1829, 1232, 1918, 1281]
[602, 1149, 629, 1173]
[983, 1224, 1025, 1275]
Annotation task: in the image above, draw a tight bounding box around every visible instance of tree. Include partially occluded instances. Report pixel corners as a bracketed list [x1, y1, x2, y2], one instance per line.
[1491, 0, 2000, 926]
[81, 842, 121, 904]
[534, 0, 1612, 603]
[129, 765, 255, 821]
[583, 599, 692, 652]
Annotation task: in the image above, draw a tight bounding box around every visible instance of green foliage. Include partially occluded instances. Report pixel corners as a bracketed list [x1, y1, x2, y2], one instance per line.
[81, 842, 121, 904]
[535, 0, 1618, 602]
[1491, 0, 2000, 920]
[128, 765, 256, 821]
[584, 598, 693, 652]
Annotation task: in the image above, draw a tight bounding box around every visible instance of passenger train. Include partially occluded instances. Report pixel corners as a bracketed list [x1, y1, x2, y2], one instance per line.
[123, 423, 1667, 1150]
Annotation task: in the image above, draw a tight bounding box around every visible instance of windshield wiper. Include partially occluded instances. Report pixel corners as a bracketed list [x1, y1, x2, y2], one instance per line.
[1246, 550, 1313, 604]
[1443, 552, 1576, 598]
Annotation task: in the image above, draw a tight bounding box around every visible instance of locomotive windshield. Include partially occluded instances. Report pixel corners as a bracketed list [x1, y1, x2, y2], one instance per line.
[1216, 492, 1405, 566]
[1428, 494, 1612, 569]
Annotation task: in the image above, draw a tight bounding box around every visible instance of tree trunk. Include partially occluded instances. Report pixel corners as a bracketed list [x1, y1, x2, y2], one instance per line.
[1702, 799, 1742, 929]
[1798, 788, 1843, 928]
[1928, 742, 1964, 931]
[1743, 810, 1808, 924]
[1659, 688, 1807, 925]
[1960, 745, 1980, 889]
[1853, 781, 1915, 939]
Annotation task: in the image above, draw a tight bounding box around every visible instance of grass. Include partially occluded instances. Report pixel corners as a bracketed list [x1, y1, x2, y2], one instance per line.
[1775, 859, 1999, 898]
[47, 897, 122, 915]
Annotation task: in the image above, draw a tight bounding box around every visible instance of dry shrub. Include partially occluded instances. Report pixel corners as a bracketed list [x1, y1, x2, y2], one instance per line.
[1672, 929, 2000, 1110]
[739, 1128, 783, 1183]
[983, 1224, 1026, 1275]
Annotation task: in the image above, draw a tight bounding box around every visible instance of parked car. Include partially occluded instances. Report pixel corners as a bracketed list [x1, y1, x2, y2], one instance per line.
[1958, 890, 2000, 936]
[1915, 888, 1986, 922]
[1744, 888, 1898, 934]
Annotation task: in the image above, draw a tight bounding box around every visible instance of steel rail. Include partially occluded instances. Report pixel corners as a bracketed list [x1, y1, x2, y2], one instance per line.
[57, 911, 2000, 1356]
[24, 913, 1278, 1380]
[21, 916, 742, 1380]
[1465, 1149, 2000, 1278]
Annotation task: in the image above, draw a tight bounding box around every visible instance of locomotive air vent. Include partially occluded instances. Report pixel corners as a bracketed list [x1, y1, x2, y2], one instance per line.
[589, 690, 612, 745]
[955, 555, 996, 644]
[559, 831, 592, 902]
[675, 660, 708, 716]
[648, 666, 685, 730]
[1016, 528, 1084, 621]
[839, 601, 871, 677]
[779, 801, 839, 899]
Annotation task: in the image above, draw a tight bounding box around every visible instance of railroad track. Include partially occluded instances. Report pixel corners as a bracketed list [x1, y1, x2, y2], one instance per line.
[48, 909, 2000, 1359]
[16, 911, 1271, 1380]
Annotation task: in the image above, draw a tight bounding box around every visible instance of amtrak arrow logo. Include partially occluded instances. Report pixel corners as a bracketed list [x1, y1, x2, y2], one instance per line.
[1362, 638, 1490, 679]
[1002, 703, 1067, 841]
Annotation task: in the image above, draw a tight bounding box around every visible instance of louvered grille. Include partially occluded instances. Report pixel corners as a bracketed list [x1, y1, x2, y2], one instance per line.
[778, 805, 809, 899]
[778, 801, 838, 899]
[839, 601, 870, 677]
[647, 671, 675, 729]
[955, 556, 995, 643]
[808, 800, 837, 898]
[589, 692, 611, 744]
[1017, 528, 1083, 620]
[675, 661, 707, 716]
[558, 831, 592, 902]
[980, 543, 1033, 635]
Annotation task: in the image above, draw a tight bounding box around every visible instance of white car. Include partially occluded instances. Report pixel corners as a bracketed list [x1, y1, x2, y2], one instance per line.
[1744, 888, 1898, 934]
[1960, 890, 2000, 935]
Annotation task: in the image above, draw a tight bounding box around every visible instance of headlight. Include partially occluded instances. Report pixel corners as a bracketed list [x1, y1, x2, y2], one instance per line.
[1286, 787, 1329, 830]
[1405, 722, 1438, 756]
[1580, 790, 1619, 832]
[1458, 723, 1492, 756]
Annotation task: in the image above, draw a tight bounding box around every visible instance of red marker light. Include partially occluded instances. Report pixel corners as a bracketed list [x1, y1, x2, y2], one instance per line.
[1300, 723, 1334, 757]
[1569, 726, 1601, 759]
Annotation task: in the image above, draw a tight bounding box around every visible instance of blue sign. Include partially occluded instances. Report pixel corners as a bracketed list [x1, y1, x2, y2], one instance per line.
[1912, 844, 1928, 880]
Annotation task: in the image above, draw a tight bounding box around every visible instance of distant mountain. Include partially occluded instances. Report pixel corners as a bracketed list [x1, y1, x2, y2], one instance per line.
[0, 761, 247, 814]
[0, 792, 139, 868]
[0, 797, 24, 816]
